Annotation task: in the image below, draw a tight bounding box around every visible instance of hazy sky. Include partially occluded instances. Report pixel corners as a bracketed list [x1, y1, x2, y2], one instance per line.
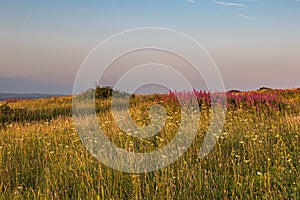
[0, 0, 299, 92]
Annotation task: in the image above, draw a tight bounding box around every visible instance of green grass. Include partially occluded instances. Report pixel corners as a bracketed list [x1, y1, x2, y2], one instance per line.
[0, 90, 299, 199]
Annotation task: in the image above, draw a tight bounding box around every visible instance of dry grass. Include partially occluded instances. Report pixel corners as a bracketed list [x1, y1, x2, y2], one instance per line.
[0, 91, 299, 199]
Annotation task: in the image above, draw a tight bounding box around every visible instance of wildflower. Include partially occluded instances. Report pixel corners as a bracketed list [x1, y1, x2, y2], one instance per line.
[257, 172, 262, 176]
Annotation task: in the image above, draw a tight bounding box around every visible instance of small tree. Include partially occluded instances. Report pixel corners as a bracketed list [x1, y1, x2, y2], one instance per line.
[95, 86, 113, 99]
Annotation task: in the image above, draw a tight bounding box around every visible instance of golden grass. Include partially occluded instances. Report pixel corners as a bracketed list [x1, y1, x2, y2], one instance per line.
[0, 92, 299, 199]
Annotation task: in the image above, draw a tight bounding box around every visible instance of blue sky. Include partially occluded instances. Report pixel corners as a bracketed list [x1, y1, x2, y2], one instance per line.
[0, 0, 299, 93]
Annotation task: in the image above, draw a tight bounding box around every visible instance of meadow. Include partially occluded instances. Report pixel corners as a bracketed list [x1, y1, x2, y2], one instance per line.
[0, 88, 299, 199]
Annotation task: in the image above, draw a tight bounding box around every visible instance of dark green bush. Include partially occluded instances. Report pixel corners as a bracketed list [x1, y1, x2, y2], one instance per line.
[0, 103, 12, 127]
[95, 86, 113, 99]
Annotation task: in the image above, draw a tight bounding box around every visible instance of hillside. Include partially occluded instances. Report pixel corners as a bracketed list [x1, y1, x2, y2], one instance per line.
[0, 88, 299, 199]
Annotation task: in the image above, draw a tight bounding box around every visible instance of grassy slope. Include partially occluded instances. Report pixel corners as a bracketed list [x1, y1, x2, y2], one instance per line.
[0, 90, 299, 199]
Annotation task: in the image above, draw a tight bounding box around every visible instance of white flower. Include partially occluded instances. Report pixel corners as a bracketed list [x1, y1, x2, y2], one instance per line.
[257, 172, 262, 176]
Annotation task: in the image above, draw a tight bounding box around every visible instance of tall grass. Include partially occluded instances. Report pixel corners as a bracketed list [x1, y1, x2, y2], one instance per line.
[0, 89, 299, 199]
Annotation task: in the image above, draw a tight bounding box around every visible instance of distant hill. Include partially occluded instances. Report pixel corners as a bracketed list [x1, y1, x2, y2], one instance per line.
[0, 77, 72, 94]
[0, 93, 65, 101]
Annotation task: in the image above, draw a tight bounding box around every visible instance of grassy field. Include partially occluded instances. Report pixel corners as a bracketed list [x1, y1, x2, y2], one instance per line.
[0, 89, 299, 199]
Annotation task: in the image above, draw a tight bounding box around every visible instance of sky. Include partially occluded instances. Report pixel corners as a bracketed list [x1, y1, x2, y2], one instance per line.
[0, 0, 299, 93]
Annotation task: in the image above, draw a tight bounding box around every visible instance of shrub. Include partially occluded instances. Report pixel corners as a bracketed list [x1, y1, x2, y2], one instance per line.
[95, 86, 113, 99]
